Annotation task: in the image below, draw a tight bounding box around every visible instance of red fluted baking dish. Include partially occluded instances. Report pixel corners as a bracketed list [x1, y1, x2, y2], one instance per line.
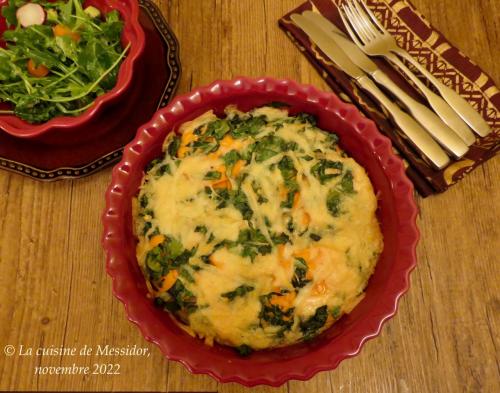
[0, 0, 145, 144]
[102, 77, 419, 386]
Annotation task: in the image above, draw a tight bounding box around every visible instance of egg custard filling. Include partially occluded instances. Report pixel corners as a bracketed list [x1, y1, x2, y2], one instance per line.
[133, 105, 383, 352]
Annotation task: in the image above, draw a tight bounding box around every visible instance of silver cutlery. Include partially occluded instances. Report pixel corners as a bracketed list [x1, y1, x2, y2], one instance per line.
[339, 0, 491, 138]
[301, 10, 468, 158]
[290, 13, 450, 169]
[304, 10, 475, 147]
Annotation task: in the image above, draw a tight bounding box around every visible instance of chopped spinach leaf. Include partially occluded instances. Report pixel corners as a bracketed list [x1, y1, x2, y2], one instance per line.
[142, 221, 152, 236]
[267, 101, 290, 108]
[144, 237, 193, 281]
[326, 189, 342, 217]
[292, 257, 311, 289]
[231, 188, 253, 220]
[309, 233, 322, 241]
[340, 170, 355, 193]
[221, 284, 255, 301]
[194, 225, 208, 234]
[278, 155, 299, 208]
[300, 305, 328, 339]
[281, 191, 296, 209]
[231, 115, 267, 138]
[253, 134, 287, 162]
[139, 194, 149, 208]
[168, 280, 197, 314]
[251, 180, 268, 204]
[310, 159, 343, 184]
[332, 305, 342, 319]
[222, 149, 241, 167]
[271, 232, 290, 245]
[167, 136, 180, 157]
[204, 170, 222, 180]
[235, 344, 253, 357]
[295, 112, 317, 126]
[156, 164, 171, 176]
[179, 266, 195, 283]
[236, 228, 272, 260]
[145, 158, 162, 172]
[259, 293, 294, 330]
[205, 119, 230, 140]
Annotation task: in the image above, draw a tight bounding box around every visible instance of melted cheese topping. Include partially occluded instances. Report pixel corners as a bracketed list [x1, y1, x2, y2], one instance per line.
[134, 106, 383, 350]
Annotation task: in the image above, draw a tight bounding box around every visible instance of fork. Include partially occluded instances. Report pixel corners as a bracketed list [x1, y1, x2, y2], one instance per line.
[338, 0, 490, 140]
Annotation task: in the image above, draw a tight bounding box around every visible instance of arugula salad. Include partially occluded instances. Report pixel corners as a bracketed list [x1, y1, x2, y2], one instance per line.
[0, 0, 129, 123]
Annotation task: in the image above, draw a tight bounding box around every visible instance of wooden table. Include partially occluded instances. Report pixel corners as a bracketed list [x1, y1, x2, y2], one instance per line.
[0, 1, 498, 392]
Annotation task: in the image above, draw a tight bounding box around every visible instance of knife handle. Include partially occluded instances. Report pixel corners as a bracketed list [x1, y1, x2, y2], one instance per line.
[371, 70, 468, 159]
[395, 49, 491, 137]
[357, 75, 450, 170]
[385, 53, 476, 146]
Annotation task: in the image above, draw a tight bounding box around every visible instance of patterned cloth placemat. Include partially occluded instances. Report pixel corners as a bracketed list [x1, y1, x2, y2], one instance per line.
[279, 0, 499, 196]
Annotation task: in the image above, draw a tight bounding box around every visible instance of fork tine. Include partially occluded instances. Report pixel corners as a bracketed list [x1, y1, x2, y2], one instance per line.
[351, 0, 380, 38]
[338, 3, 366, 47]
[356, 0, 387, 33]
[345, 1, 376, 42]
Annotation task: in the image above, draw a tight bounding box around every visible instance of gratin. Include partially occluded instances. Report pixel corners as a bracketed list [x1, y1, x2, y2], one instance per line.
[133, 105, 383, 352]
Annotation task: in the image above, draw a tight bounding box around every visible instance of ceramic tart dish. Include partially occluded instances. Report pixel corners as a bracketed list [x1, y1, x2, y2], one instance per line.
[102, 77, 419, 387]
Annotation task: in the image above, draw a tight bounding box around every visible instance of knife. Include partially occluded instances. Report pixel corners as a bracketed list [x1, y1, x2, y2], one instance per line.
[290, 13, 450, 169]
[302, 10, 476, 147]
[300, 11, 468, 158]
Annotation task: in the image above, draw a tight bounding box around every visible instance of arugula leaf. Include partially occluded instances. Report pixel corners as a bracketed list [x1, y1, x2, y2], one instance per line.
[1, 0, 19, 28]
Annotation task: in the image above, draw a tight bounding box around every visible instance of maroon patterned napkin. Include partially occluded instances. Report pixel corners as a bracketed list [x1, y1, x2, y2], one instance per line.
[279, 0, 499, 196]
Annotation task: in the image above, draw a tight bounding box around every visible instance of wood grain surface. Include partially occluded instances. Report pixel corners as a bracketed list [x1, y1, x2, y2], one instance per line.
[0, 0, 498, 392]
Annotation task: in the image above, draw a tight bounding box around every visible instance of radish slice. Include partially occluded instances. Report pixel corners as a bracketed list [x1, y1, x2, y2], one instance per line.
[16, 3, 46, 28]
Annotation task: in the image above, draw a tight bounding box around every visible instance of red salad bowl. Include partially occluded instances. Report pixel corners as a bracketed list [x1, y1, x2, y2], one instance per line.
[102, 77, 419, 386]
[0, 0, 145, 144]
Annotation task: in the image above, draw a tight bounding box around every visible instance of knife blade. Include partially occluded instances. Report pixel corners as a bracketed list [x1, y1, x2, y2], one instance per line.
[301, 11, 379, 75]
[290, 13, 450, 169]
[290, 14, 365, 80]
[295, 12, 469, 158]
